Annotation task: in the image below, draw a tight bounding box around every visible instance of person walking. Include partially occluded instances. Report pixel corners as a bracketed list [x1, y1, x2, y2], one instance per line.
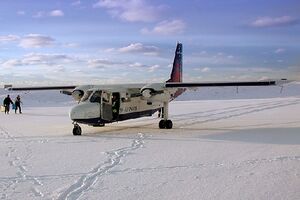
[14, 95, 22, 114]
[3, 95, 14, 114]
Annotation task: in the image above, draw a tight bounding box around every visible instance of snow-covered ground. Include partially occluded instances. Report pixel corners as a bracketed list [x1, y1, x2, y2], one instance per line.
[0, 84, 300, 200]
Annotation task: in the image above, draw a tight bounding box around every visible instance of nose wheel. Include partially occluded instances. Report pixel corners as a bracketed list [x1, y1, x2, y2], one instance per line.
[73, 123, 82, 136]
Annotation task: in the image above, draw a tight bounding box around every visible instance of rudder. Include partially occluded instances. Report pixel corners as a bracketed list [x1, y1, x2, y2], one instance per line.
[167, 43, 182, 83]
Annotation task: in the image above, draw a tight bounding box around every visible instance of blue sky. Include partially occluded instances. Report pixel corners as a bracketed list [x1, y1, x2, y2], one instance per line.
[0, 0, 299, 85]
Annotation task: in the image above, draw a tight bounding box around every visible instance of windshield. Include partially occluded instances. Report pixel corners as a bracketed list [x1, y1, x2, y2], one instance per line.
[90, 91, 102, 103]
[81, 90, 93, 102]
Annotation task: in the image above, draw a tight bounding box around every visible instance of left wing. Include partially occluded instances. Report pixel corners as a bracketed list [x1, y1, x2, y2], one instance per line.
[165, 80, 277, 88]
[140, 79, 290, 101]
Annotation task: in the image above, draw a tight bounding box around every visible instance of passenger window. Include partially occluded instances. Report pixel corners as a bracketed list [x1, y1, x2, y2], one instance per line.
[90, 91, 102, 103]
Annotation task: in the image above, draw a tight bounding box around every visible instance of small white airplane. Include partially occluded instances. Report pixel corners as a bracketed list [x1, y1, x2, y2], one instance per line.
[7, 43, 288, 135]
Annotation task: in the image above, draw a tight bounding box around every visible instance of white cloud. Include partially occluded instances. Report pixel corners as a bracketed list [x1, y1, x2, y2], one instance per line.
[1, 53, 76, 68]
[118, 43, 159, 55]
[2, 59, 22, 68]
[189, 51, 240, 66]
[93, 0, 164, 22]
[250, 16, 298, 28]
[201, 67, 211, 72]
[49, 10, 64, 17]
[88, 59, 123, 68]
[17, 11, 26, 15]
[129, 62, 145, 68]
[63, 43, 79, 48]
[141, 20, 186, 35]
[19, 34, 55, 48]
[274, 48, 286, 54]
[148, 64, 160, 72]
[0, 35, 20, 42]
[71, 0, 81, 6]
[194, 67, 211, 73]
[258, 76, 270, 81]
[33, 10, 64, 18]
[33, 11, 46, 18]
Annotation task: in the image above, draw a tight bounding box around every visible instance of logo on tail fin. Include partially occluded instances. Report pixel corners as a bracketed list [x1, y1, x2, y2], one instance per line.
[167, 43, 182, 83]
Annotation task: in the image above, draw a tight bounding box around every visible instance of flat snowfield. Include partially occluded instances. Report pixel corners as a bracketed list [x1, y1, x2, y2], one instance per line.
[0, 96, 300, 199]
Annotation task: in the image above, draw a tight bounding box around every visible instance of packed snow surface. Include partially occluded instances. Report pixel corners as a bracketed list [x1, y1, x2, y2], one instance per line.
[0, 83, 300, 200]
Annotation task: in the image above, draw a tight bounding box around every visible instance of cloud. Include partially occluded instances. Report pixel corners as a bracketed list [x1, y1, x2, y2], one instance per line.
[19, 34, 55, 48]
[33, 11, 46, 18]
[63, 43, 79, 48]
[33, 10, 64, 18]
[1, 53, 75, 68]
[49, 10, 64, 17]
[128, 62, 160, 72]
[274, 48, 286, 54]
[2, 59, 22, 68]
[250, 16, 298, 28]
[118, 43, 159, 55]
[0, 35, 20, 43]
[93, 0, 164, 22]
[88, 58, 160, 72]
[88, 59, 123, 68]
[141, 20, 186, 35]
[129, 62, 146, 68]
[201, 67, 211, 72]
[189, 51, 239, 66]
[148, 64, 160, 72]
[194, 67, 211, 73]
[17, 11, 26, 15]
[71, 0, 81, 6]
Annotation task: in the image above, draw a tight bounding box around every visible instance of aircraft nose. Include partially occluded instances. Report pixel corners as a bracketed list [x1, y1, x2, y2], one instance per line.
[70, 102, 100, 121]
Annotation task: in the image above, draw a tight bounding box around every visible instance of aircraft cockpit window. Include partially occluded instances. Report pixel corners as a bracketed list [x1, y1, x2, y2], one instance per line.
[90, 91, 102, 103]
[81, 91, 93, 102]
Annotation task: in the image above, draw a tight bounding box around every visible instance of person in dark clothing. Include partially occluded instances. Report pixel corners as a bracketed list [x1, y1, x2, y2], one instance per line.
[14, 95, 22, 114]
[3, 95, 14, 114]
[112, 94, 120, 120]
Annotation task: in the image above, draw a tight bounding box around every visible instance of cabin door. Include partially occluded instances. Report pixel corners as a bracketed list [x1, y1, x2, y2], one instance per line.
[101, 90, 113, 121]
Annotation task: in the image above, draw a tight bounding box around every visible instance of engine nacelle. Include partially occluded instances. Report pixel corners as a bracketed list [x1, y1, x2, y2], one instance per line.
[72, 89, 84, 101]
[140, 83, 172, 102]
[142, 89, 153, 98]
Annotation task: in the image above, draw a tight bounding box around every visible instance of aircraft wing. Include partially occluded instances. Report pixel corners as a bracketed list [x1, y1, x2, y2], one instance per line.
[165, 80, 277, 88]
[5, 85, 76, 91]
[140, 79, 291, 101]
[5, 85, 77, 96]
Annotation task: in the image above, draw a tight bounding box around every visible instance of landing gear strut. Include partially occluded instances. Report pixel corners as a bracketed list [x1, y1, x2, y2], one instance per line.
[159, 101, 173, 129]
[73, 123, 82, 136]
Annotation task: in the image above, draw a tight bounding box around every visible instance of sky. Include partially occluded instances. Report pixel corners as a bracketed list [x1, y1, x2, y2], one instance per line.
[0, 0, 299, 86]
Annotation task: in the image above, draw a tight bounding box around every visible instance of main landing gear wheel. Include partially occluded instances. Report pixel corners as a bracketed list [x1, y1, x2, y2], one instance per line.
[159, 120, 173, 129]
[73, 124, 82, 136]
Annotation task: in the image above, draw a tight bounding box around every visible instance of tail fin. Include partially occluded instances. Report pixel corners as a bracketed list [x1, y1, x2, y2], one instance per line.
[167, 43, 182, 83]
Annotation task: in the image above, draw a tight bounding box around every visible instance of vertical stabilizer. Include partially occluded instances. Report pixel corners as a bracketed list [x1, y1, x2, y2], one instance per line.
[167, 43, 182, 83]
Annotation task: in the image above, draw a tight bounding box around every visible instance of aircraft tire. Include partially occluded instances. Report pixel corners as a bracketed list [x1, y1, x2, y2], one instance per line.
[159, 120, 166, 129]
[73, 125, 82, 136]
[166, 120, 173, 129]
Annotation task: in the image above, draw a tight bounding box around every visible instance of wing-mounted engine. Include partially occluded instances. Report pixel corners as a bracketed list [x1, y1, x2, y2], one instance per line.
[70, 85, 93, 101]
[140, 83, 175, 102]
